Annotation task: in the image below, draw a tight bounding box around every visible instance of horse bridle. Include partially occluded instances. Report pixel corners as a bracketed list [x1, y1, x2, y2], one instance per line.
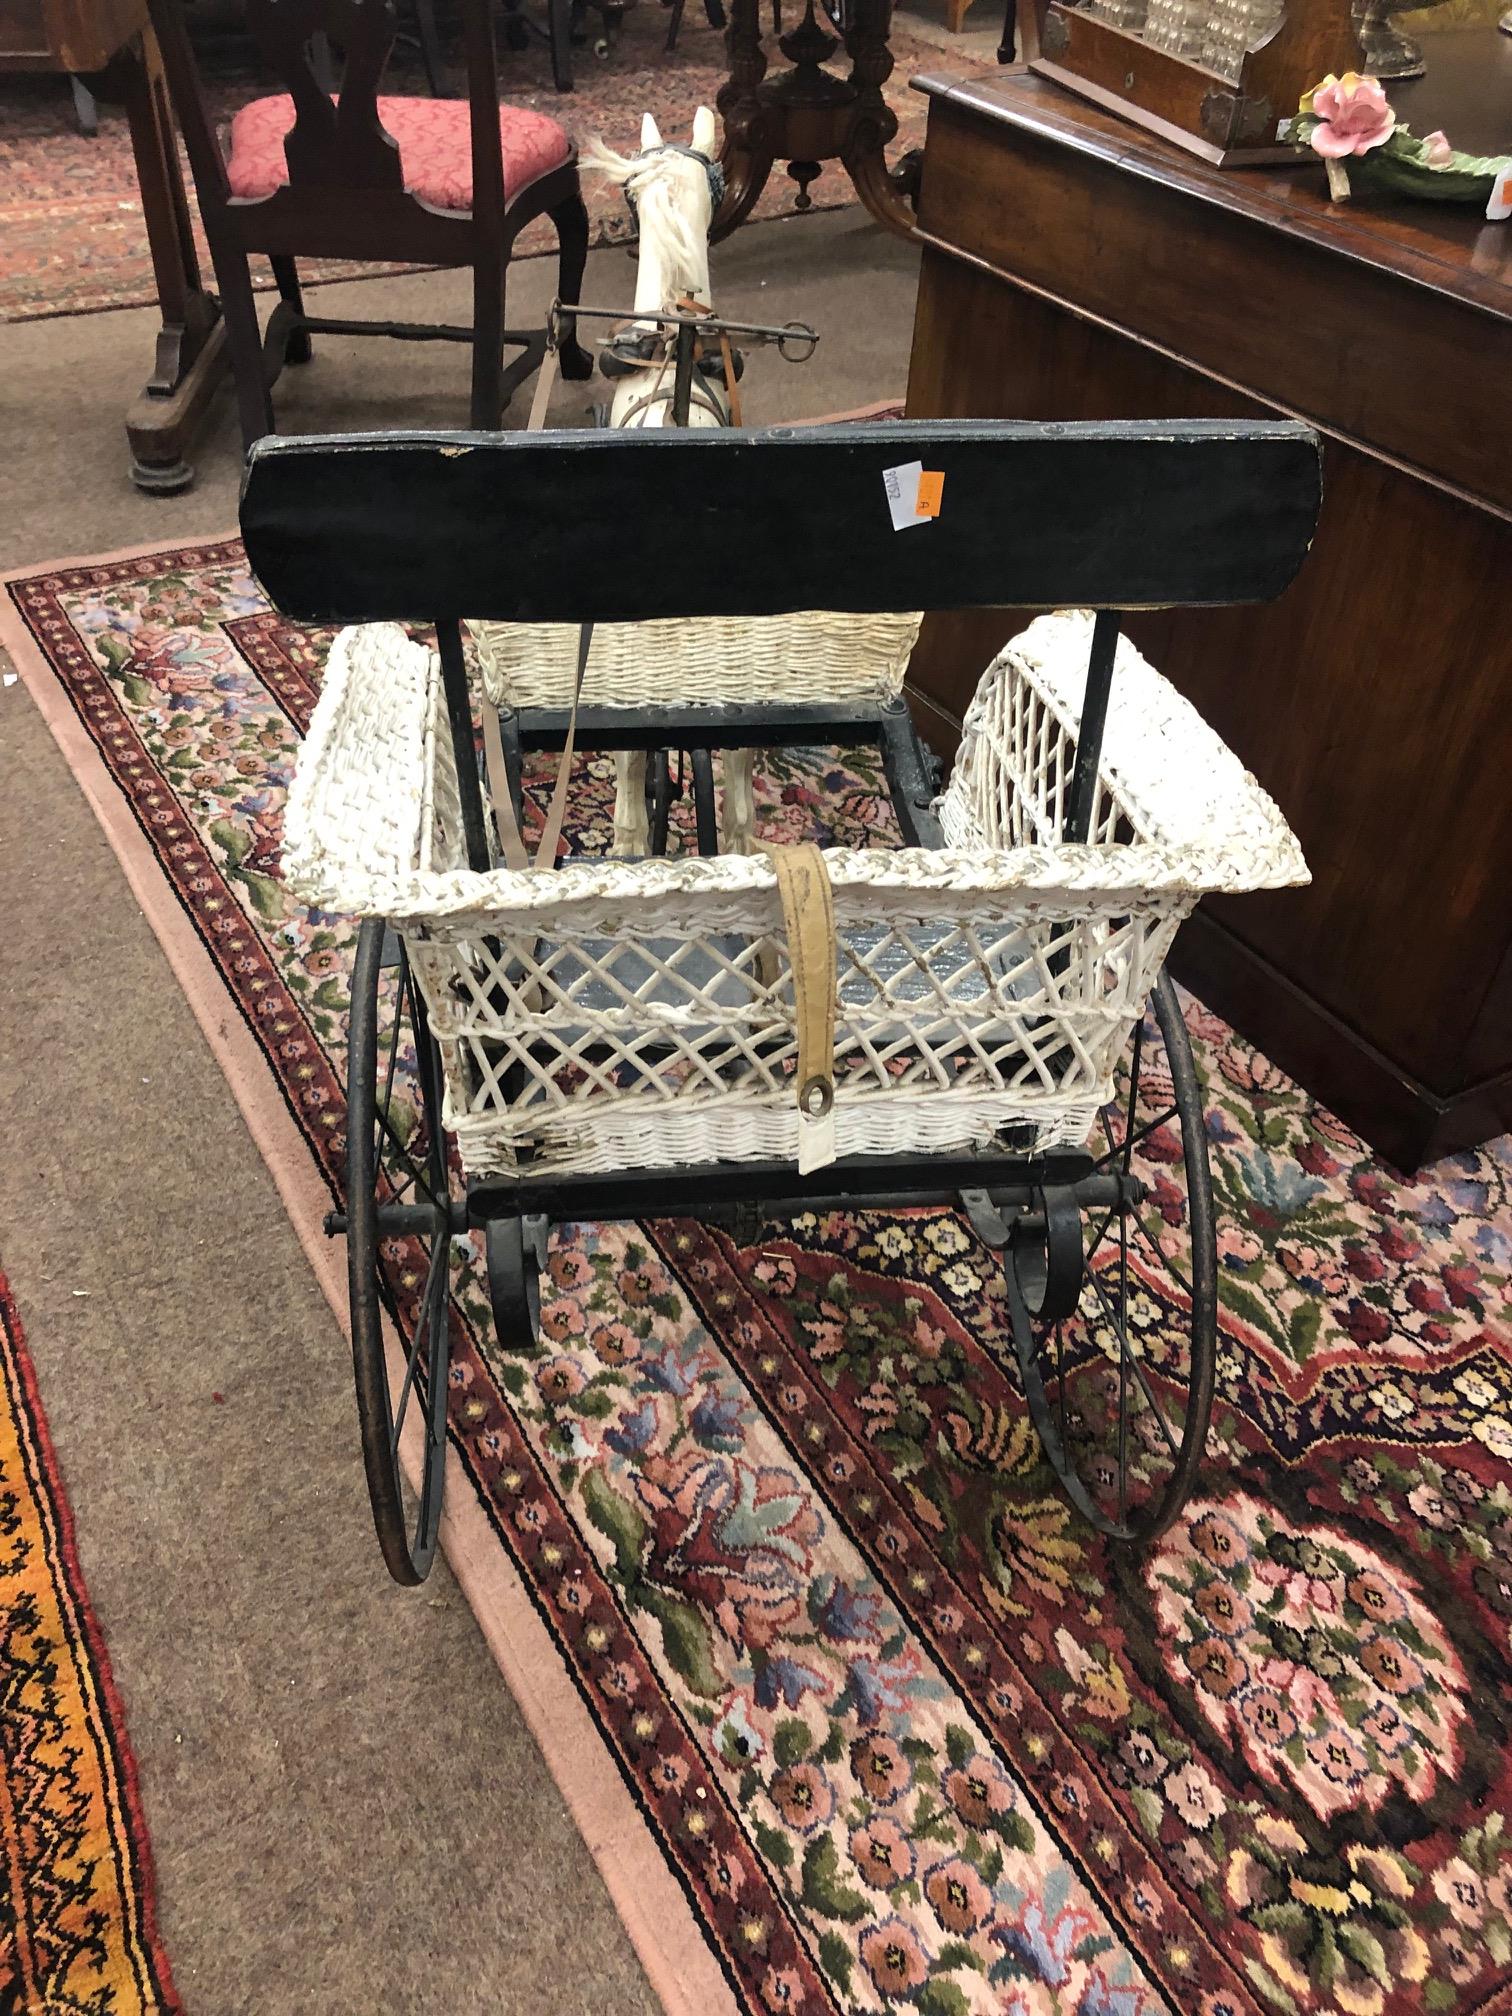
[620, 141, 727, 217]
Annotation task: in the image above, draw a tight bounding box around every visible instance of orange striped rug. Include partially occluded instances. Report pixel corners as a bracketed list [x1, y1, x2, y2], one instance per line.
[0, 1270, 179, 2013]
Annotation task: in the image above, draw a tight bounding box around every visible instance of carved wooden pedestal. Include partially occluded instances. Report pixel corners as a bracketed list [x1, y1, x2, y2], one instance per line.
[713, 0, 922, 239]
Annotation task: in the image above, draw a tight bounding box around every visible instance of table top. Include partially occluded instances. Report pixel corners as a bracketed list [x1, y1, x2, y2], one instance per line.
[0, 0, 147, 72]
[915, 35, 1512, 321]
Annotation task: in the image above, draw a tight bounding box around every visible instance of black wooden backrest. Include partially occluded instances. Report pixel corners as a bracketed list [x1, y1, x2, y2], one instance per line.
[240, 419, 1321, 625]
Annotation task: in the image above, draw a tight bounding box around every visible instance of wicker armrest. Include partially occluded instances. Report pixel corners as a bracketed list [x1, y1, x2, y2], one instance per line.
[939, 612, 1309, 892]
[282, 623, 436, 911]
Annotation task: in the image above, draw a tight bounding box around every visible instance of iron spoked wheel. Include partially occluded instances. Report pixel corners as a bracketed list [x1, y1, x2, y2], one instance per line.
[345, 918, 457, 1585]
[1005, 967, 1217, 1545]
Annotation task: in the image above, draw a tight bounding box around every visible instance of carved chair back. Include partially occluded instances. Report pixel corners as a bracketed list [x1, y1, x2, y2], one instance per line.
[149, 0, 508, 256]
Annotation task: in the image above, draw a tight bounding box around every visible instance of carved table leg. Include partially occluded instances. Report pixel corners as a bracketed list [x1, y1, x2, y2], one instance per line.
[714, 0, 779, 237]
[713, 0, 918, 241]
[839, 0, 920, 238]
[111, 28, 228, 493]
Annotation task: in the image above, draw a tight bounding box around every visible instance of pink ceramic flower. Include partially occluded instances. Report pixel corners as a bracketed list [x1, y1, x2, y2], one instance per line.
[1303, 72, 1397, 158]
[1422, 128, 1454, 168]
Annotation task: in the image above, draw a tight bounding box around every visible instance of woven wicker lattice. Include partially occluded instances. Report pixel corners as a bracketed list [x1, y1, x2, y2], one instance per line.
[470, 610, 923, 710]
[283, 612, 1308, 1177]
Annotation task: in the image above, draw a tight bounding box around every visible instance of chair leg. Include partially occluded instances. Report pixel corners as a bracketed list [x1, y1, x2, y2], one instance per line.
[270, 255, 313, 364]
[549, 0, 574, 89]
[69, 75, 99, 136]
[470, 254, 505, 429]
[214, 249, 276, 452]
[551, 191, 594, 379]
[412, 0, 452, 96]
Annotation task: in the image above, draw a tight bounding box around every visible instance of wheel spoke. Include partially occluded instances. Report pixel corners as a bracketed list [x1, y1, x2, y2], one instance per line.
[391, 1235, 445, 1453]
[1122, 1013, 1146, 1171]
[1091, 1104, 1180, 1172]
[1088, 1270, 1181, 1462]
[373, 1099, 439, 1210]
[1117, 1207, 1129, 1521]
[1128, 1206, 1196, 1305]
[1055, 1317, 1066, 1443]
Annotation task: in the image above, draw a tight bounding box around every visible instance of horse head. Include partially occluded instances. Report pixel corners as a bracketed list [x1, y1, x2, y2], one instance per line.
[584, 108, 722, 311]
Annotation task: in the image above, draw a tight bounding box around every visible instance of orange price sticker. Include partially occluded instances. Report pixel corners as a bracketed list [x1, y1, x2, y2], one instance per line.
[915, 470, 945, 519]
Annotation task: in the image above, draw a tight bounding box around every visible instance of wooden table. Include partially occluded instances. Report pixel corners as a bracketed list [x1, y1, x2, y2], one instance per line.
[1, 0, 226, 491]
[902, 51, 1512, 1172]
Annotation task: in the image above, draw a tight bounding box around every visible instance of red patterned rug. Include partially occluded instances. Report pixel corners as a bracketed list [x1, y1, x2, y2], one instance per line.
[0, 5, 953, 325]
[4, 537, 1512, 2016]
[0, 1266, 180, 2012]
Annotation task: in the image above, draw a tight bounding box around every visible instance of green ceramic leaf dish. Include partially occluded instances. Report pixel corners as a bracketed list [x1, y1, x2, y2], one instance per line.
[1281, 111, 1512, 202]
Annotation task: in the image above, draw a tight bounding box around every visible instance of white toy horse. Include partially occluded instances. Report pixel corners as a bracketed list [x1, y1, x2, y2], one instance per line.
[585, 107, 756, 852]
[583, 108, 734, 433]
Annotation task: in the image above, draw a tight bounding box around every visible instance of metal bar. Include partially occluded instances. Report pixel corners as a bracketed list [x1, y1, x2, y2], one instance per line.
[498, 707, 528, 834]
[464, 1146, 1136, 1224]
[510, 701, 887, 753]
[671, 320, 697, 428]
[1064, 609, 1121, 844]
[690, 747, 719, 853]
[877, 698, 946, 850]
[324, 1203, 460, 1237]
[297, 316, 475, 343]
[555, 301, 819, 350]
[435, 618, 493, 872]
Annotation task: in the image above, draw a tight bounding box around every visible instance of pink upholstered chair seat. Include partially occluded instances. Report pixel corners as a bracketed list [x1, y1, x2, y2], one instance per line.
[227, 94, 574, 211]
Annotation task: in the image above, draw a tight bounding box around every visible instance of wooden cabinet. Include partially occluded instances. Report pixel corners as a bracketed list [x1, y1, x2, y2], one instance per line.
[904, 56, 1512, 1171]
[0, 0, 146, 69]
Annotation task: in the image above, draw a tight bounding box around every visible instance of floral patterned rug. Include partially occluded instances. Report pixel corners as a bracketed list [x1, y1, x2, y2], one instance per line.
[4, 537, 1512, 2016]
[0, 1264, 181, 2013]
[0, 4, 950, 324]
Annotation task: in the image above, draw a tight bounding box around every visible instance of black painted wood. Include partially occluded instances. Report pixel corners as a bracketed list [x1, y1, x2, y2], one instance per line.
[240, 420, 1320, 623]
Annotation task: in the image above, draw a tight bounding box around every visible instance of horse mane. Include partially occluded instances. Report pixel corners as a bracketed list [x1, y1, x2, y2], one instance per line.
[582, 137, 707, 297]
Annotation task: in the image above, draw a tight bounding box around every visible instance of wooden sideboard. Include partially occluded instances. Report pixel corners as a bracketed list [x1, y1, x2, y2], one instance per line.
[903, 53, 1512, 1172]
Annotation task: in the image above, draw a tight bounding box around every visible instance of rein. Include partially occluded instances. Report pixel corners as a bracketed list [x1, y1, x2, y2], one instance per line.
[607, 294, 740, 428]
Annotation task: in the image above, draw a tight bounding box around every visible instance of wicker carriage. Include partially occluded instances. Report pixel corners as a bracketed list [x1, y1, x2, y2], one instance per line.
[246, 417, 1320, 1584]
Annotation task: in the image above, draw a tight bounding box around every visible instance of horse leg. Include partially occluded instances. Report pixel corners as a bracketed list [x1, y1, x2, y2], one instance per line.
[721, 748, 757, 854]
[614, 751, 651, 856]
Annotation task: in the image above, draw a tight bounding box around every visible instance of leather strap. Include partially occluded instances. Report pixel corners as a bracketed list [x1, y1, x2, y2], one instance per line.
[525, 337, 559, 434]
[480, 619, 593, 872]
[482, 701, 528, 870]
[758, 841, 838, 1172]
[718, 327, 742, 427]
[531, 618, 594, 868]
[478, 327, 590, 872]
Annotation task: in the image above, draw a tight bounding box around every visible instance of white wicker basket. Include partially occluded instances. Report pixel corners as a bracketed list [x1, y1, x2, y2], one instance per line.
[282, 611, 1308, 1179]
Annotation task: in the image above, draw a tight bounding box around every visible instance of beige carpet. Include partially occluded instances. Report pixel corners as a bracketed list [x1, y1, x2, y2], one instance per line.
[0, 207, 919, 2012]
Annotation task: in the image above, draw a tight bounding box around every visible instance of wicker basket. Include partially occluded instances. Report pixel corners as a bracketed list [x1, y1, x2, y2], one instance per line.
[470, 609, 924, 711]
[283, 611, 1308, 1179]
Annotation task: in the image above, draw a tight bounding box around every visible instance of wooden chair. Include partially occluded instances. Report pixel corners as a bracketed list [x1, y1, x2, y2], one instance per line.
[149, 0, 594, 450]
